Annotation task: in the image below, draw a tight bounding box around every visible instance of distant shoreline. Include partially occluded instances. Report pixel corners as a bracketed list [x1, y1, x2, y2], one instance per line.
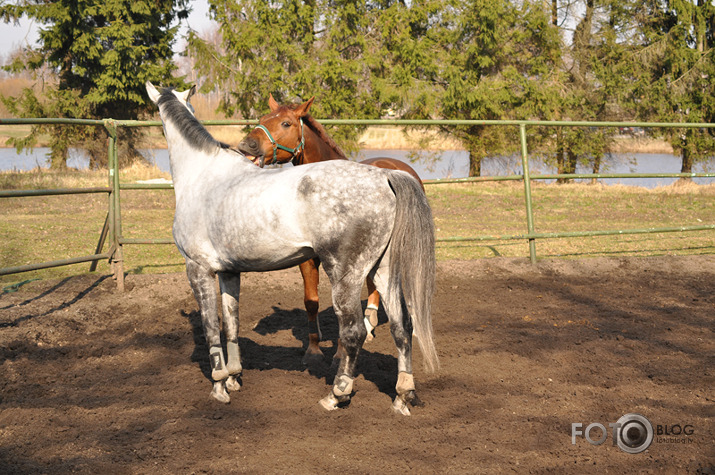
[0, 125, 676, 155]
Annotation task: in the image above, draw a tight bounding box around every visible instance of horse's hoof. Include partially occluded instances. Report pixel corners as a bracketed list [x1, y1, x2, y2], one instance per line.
[302, 346, 324, 365]
[333, 347, 347, 362]
[226, 375, 241, 392]
[319, 393, 340, 411]
[392, 396, 411, 416]
[408, 391, 424, 407]
[210, 382, 230, 404]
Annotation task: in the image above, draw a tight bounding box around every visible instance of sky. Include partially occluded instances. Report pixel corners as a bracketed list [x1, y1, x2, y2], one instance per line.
[0, 1, 215, 61]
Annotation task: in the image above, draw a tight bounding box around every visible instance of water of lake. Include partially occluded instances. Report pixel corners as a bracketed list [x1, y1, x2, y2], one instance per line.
[1, 147, 712, 188]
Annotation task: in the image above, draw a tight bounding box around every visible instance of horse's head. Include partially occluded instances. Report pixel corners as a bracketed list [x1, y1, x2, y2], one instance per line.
[237, 95, 314, 168]
[146, 82, 197, 115]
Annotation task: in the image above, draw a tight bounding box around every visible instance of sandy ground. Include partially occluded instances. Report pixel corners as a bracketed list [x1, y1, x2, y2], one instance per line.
[1, 256, 713, 473]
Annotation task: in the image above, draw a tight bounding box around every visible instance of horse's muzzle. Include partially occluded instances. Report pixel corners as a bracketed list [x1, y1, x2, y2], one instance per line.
[237, 137, 266, 167]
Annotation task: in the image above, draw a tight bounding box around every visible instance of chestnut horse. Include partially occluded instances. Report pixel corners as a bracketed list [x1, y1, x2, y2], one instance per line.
[238, 96, 424, 362]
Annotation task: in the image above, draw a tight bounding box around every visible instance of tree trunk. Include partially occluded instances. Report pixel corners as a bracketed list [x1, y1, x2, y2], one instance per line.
[566, 149, 578, 181]
[555, 141, 567, 183]
[552, 0, 557, 26]
[591, 154, 602, 184]
[697, 0, 706, 53]
[557, 149, 577, 184]
[680, 146, 693, 182]
[49, 149, 68, 170]
[49, 128, 68, 170]
[468, 149, 482, 177]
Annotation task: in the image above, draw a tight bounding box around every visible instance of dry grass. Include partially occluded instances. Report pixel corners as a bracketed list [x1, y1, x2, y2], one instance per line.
[1, 171, 713, 286]
[359, 126, 463, 150]
[430, 181, 715, 260]
[0, 162, 169, 190]
[611, 136, 674, 154]
[0, 167, 109, 190]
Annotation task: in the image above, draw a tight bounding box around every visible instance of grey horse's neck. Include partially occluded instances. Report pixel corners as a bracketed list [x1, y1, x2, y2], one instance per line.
[157, 91, 230, 154]
[157, 94, 249, 190]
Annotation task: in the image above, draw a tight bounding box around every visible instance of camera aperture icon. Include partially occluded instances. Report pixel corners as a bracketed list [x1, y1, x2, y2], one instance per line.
[614, 413, 653, 454]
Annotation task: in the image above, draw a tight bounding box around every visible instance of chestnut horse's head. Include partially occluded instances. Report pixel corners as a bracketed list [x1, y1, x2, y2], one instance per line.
[238, 95, 315, 167]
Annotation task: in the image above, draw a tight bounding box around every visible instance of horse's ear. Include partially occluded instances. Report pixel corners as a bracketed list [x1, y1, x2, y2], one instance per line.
[268, 94, 280, 112]
[146, 81, 161, 104]
[175, 84, 196, 104]
[177, 85, 196, 103]
[295, 97, 315, 118]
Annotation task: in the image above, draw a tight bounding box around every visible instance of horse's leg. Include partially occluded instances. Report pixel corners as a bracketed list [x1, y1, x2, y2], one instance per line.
[364, 277, 380, 342]
[299, 258, 324, 363]
[186, 259, 231, 403]
[218, 272, 242, 392]
[370, 262, 418, 415]
[319, 280, 366, 411]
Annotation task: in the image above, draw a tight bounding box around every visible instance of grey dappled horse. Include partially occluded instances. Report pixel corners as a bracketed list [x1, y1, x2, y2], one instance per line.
[146, 82, 438, 414]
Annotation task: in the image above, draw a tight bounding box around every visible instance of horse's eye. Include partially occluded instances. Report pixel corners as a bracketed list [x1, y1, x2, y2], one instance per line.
[281, 121, 291, 128]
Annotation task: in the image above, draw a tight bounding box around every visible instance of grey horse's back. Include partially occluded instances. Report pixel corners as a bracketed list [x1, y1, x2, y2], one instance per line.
[386, 170, 439, 372]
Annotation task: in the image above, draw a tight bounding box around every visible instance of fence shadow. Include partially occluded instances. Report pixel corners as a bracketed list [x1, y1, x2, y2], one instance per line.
[0, 275, 110, 328]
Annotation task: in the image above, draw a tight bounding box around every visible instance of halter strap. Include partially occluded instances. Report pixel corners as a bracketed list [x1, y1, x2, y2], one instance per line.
[254, 118, 305, 166]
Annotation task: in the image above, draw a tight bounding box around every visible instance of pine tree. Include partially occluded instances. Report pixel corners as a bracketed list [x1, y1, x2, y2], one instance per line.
[634, 0, 715, 177]
[188, 0, 562, 175]
[1, 0, 189, 168]
[429, 0, 562, 176]
[548, 0, 643, 183]
[187, 0, 367, 148]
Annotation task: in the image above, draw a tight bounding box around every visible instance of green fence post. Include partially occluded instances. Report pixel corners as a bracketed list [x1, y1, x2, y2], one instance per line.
[104, 120, 125, 290]
[519, 124, 537, 264]
[106, 130, 116, 277]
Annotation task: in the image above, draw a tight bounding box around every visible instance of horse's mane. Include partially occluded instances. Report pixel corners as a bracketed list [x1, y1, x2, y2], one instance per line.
[157, 88, 230, 153]
[302, 114, 348, 159]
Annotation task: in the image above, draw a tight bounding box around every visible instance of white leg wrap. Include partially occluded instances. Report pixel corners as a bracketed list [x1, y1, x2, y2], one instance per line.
[209, 346, 228, 381]
[333, 374, 354, 398]
[365, 304, 379, 327]
[226, 341, 242, 374]
[396, 372, 415, 395]
[319, 375, 355, 410]
[364, 304, 379, 342]
[393, 372, 416, 416]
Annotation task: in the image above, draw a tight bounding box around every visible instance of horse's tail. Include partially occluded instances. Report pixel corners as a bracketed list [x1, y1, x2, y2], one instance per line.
[386, 171, 439, 372]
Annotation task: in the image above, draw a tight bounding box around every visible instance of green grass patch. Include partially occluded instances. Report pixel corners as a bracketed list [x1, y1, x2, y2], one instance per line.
[430, 181, 715, 260]
[1, 169, 714, 286]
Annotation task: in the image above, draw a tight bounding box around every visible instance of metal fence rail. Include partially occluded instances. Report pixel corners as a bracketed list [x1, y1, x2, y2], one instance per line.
[1, 117, 714, 287]
[0, 118, 117, 280]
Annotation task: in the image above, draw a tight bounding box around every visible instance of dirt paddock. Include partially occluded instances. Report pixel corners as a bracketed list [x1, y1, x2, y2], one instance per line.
[1, 256, 713, 473]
